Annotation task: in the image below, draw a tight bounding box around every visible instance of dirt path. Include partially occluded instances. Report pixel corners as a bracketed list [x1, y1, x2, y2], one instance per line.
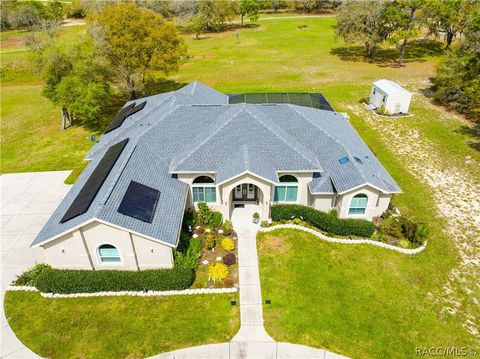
[347, 95, 480, 338]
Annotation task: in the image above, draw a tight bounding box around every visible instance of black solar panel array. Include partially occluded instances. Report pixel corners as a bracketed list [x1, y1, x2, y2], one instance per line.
[103, 101, 147, 134]
[104, 103, 136, 134]
[127, 101, 147, 117]
[60, 138, 129, 223]
[118, 181, 160, 223]
[228, 93, 334, 111]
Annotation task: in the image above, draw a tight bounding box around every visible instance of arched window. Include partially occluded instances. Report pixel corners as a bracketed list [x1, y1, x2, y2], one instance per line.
[274, 175, 298, 202]
[97, 244, 121, 263]
[349, 194, 368, 215]
[192, 176, 216, 203]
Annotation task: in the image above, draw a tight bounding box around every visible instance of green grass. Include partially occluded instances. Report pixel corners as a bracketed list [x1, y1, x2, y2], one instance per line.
[258, 228, 474, 358]
[4, 291, 239, 359]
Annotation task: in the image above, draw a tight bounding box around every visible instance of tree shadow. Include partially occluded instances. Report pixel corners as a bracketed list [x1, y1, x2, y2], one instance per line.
[77, 78, 188, 133]
[455, 125, 480, 152]
[330, 40, 445, 67]
[144, 77, 188, 96]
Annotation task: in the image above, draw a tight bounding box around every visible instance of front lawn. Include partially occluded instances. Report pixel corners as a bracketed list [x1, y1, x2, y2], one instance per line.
[257, 228, 475, 358]
[4, 291, 239, 359]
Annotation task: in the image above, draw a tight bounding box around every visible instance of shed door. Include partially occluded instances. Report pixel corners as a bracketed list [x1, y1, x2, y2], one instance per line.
[395, 102, 401, 113]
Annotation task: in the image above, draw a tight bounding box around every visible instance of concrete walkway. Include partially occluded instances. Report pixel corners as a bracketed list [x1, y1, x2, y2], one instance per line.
[1, 171, 71, 359]
[151, 205, 348, 359]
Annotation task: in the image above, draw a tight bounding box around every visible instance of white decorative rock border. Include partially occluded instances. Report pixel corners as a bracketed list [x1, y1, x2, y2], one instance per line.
[6, 285, 38, 292]
[6, 286, 237, 298]
[259, 224, 427, 255]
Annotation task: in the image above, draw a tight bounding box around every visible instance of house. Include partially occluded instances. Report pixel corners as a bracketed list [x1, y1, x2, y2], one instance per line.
[369, 79, 412, 115]
[32, 82, 401, 270]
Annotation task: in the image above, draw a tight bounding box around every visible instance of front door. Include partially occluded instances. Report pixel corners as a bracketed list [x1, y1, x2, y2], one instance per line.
[234, 184, 257, 201]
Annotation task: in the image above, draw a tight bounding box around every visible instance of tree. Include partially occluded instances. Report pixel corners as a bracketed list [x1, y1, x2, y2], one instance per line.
[431, 14, 480, 122]
[423, 0, 476, 49]
[336, 0, 390, 58]
[239, 0, 260, 27]
[294, 0, 317, 13]
[43, 0, 64, 23]
[32, 39, 112, 128]
[90, 3, 186, 99]
[195, 0, 237, 32]
[382, 0, 423, 66]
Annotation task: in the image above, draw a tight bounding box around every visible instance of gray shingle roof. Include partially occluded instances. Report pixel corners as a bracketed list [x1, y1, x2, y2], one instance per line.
[33, 82, 400, 247]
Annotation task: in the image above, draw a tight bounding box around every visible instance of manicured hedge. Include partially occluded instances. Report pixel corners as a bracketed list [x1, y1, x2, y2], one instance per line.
[35, 267, 194, 294]
[270, 204, 375, 238]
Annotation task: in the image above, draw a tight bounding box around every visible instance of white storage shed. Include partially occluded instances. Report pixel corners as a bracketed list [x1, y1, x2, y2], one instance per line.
[369, 79, 412, 115]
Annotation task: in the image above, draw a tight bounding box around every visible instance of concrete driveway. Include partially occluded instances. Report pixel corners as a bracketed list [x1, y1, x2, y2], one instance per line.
[1, 171, 71, 358]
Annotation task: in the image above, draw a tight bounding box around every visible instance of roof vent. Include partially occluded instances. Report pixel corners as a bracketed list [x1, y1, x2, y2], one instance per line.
[353, 156, 363, 164]
[339, 157, 350, 165]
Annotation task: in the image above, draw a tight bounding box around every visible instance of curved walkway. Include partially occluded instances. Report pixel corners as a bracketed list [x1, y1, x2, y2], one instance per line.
[151, 205, 348, 358]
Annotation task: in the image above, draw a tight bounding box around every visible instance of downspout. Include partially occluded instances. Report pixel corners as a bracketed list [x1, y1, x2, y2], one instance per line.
[78, 228, 95, 270]
[129, 232, 140, 271]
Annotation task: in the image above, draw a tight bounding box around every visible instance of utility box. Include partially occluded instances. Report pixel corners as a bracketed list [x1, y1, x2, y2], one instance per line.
[369, 79, 412, 115]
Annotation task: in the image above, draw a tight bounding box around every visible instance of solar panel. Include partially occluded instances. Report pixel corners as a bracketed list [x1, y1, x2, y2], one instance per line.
[104, 103, 136, 134]
[118, 181, 160, 223]
[127, 101, 146, 117]
[227, 93, 334, 111]
[61, 139, 129, 223]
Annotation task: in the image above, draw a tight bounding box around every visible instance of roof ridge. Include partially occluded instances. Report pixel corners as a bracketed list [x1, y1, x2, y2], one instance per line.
[245, 105, 322, 170]
[169, 106, 243, 172]
[288, 105, 370, 185]
[242, 144, 250, 171]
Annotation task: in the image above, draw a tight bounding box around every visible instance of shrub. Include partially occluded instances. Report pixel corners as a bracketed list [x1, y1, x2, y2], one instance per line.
[204, 232, 216, 250]
[210, 211, 223, 229]
[197, 202, 222, 228]
[221, 237, 235, 251]
[34, 267, 194, 294]
[14, 264, 50, 286]
[260, 220, 269, 227]
[401, 218, 428, 246]
[270, 204, 375, 238]
[223, 277, 235, 287]
[293, 218, 302, 224]
[253, 212, 260, 219]
[222, 220, 233, 236]
[208, 263, 228, 281]
[223, 253, 236, 266]
[174, 238, 202, 269]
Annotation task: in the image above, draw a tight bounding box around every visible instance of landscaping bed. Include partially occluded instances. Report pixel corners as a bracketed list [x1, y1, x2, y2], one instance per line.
[180, 203, 239, 289]
[266, 204, 427, 249]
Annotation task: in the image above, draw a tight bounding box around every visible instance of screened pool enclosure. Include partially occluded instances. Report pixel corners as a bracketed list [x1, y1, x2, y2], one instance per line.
[228, 93, 334, 111]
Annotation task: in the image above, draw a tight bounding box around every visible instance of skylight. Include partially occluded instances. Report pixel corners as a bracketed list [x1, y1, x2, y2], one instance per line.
[339, 156, 350, 164]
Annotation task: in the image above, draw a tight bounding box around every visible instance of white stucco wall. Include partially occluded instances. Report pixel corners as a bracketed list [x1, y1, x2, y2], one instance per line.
[43, 230, 92, 269]
[42, 221, 174, 270]
[337, 185, 392, 220]
[176, 172, 392, 222]
[274, 172, 311, 206]
[220, 172, 273, 220]
[370, 85, 412, 114]
[311, 194, 336, 212]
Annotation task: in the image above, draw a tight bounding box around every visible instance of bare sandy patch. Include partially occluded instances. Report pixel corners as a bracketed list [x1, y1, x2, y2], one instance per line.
[347, 93, 480, 338]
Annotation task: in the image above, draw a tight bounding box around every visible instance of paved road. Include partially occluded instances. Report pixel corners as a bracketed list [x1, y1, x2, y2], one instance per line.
[1, 171, 71, 359]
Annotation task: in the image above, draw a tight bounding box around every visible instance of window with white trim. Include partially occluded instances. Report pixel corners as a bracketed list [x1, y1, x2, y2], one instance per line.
[349, 194, 368, 215]
[274, 175, 298, 202]
[192, 176, 216, 203]
[97, 244, 121, 263]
